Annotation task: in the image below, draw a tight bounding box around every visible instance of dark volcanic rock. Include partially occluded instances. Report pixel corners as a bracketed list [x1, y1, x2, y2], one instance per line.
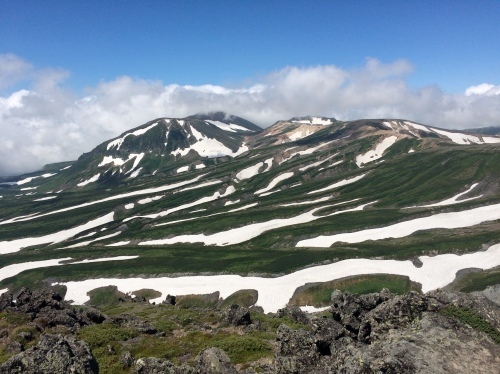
[1, 287, 106, 330]
[195, 347, 237, 374]
[276, 306, 310, 325]
[224, 304, 251, 326]
[0, 334, 98, 374]
[134, 357, 194, 374]
[274, 290, 500, 373]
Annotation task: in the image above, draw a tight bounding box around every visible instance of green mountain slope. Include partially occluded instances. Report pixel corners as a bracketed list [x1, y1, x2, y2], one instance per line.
[1, 115, 500, 311]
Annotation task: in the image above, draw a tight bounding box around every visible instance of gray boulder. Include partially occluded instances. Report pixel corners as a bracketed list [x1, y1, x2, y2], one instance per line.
[0, 334, 98, 374]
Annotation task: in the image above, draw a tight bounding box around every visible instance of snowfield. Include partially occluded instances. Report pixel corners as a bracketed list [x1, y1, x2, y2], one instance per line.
[0, 256, 138, 286]
[205, 120, 253, 132]
[405, 183, 482, 208]
[140, 202, 371, 246]
[77, 173, 100, 187]
[0, 213, 115, 255]
[0, 175, 207, 225]
[107, 122, 158, 150]
[297, 201, 500, 247]
[125, 185, 235, 222]
[307, 173, 367, 195]
[356, 136, 397, 167]
[255, 172, 294, 195]
[58, 243, 500, 313]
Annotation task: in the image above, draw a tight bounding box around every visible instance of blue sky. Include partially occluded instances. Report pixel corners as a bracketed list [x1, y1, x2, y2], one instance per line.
[1, 1, 500, 175]
[2, 1, 499, 92]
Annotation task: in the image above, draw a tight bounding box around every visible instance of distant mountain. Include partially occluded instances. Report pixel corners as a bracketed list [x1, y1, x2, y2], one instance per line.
[464, 126, 500, 136]
[1, 112, 500, 317]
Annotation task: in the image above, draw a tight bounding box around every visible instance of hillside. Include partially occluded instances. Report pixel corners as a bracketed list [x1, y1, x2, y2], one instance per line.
[1, 114, 500, 316]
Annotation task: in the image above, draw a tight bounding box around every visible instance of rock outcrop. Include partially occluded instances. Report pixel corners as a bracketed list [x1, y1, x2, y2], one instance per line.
[274, 290, 500, 373]
[0, 287, 106, 330]
[0, 334, 99, 374]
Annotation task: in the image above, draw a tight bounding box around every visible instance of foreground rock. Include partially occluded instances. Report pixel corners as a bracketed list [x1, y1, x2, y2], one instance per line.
[0, 334, 99, 373]
[0, 287, 106, 330]
[275, 290, 500, 373]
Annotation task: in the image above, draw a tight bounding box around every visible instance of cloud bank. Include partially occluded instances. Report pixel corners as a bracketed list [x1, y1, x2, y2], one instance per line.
[1, 54, 499, 176]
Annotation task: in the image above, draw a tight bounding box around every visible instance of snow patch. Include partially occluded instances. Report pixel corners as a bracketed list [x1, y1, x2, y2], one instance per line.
[107, 122, 158, 150]
[255, 172, 294, 195]
[77, 174, 100, 187]
[0, 212, 115, 255]
[307, 174, 367, 195]
[297, 201, 500, 247]
[57, 243, 500, 312]
[141, 202, 371, 247]
[356, 136, 397, 167]
[33, 196, 57, 202]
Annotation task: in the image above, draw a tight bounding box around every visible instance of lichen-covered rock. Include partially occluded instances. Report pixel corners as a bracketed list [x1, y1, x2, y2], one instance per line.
[224, 304, 251, 326]
[276, 306, 310, 325]
[134, 357, 194, 373]
[274, 325, 318, 374]
[195, 347, 237, 374]
[111, 314, 157, 334]
[0, 334, 98, 374]
[2, 287, 106, 330]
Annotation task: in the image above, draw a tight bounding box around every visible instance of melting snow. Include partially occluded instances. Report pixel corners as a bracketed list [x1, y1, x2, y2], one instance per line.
[236, 162, 265, 181]
[297, 201, 500, 247]
[138, 195, 163, 205]
[140, 202, 371, 247]
[58, 243, 500, 312]
[125, 203, 134, 209]
[64, 231, 121, 248]
[406, 183, 481, 208]
[195, 164, 206, 169]
[224, 199, 240, 206]
[128, 167, 142, 179]
[0, 212, 115, 255]
[255, 172, 294, 195]
[106, 241, 131, 247]
[33, 196, 57, 202]
[205, 120, 253, 132]
[107, 122, 158, 150]
[299, 154, 339, 172]
[356, 136, 397, 167]
[126, 185, 235, 222]
[77, 174, 100, 187]
[0, 175, 207, 225]
[431, 128, 482, 144]
[482, 136, 500, 144]
[307, 173, 367, 195]
[177, 165, 190, 173]
[0, 256, 137, 284]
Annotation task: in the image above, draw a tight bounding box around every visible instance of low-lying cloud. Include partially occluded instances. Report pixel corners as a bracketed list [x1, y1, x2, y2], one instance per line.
[1, 54, 499, 176]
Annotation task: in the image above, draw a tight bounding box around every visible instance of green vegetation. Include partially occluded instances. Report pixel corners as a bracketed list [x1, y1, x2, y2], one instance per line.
[441, 305, 500, 344]
[289, 274, 421, 307]
[448, 267, 500, 293]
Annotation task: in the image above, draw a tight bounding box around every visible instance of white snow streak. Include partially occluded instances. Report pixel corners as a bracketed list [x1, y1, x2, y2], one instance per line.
[0, 212, 115, 255]
[59, 243, 500, 312]
[307, 174, 367, 195]
[297, 201, 500, 247]
[356, 136, 397, 167]
[255, 172, 294, 195]
[141, 202, 370, 247]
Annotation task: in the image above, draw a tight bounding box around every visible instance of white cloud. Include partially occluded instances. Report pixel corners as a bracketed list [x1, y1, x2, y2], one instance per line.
[465, 83, 500, 96]
[0, 54, 33, 90]
[0, 54, 499, 176]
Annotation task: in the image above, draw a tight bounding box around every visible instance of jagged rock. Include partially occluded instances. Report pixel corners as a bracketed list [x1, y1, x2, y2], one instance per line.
[0, 292, 13, 310]
[163, 294, 176, 305]
[224, 305, 251, 326]
[111, 314, 157, 334]
[276, 306, 310, 325]
[195, 347, 237, 374]
[134, 357, 194, 373]
[120, 351, 134, 367]
[274, 290, 500, 373]
[274, 325, 318, 374]
[0, 334, 98, 374]
[2, 287, 106, 330]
